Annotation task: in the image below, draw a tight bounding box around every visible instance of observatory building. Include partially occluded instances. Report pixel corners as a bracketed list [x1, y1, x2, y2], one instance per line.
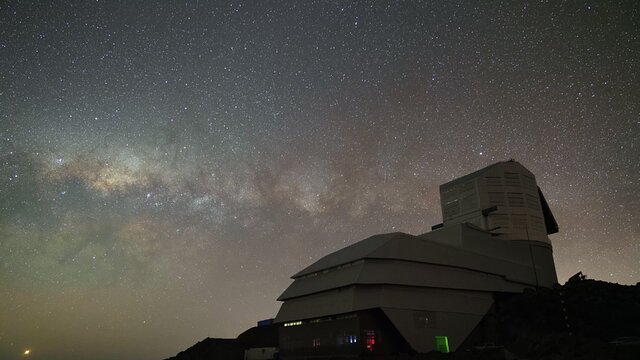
[274, 160, 559, 358]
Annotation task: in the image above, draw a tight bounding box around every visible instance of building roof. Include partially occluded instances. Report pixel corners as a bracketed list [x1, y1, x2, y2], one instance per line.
[279, 223, 555, 302]
[291, 232, 399, 278]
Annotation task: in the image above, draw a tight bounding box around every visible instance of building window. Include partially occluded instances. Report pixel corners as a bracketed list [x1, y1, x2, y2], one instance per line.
[337, 334, 357, 345]
[283, 320, 302, 327]
[312, 338, 321, 347]
[435, 335, 450, 353]
[363, 330, 376, 351]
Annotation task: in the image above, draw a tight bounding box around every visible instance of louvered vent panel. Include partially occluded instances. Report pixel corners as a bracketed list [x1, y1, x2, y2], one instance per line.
[522, 174, 536, 191]
[526, 193, 540, 210]
[443, 200, 460, 219]
[485, 176, 502, 187]
[511, 214, 527, 230]
[529, 215, 545, 234]
[488, 192, 506, 207]
[460, 193, 478, 212]
[504, 172, 521, 186]
[507, 192, 525, 207]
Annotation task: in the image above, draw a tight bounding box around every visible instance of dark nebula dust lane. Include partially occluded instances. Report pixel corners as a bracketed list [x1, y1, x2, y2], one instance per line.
[1, 1, 638, 360]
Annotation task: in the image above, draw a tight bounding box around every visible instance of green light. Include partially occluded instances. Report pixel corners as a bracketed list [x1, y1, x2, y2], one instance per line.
[435, 336, 450, 353]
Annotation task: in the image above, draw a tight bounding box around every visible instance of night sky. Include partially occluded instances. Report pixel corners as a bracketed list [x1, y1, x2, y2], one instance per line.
[1, 1, 638, 359]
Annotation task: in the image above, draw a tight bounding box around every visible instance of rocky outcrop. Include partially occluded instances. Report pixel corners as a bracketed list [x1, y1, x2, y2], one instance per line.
[163, 338, 243, 360]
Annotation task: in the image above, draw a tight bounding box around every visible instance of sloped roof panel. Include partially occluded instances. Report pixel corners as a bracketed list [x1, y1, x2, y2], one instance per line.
[369, 234, 537, 284]
[277, 262, 363, 300]
[275, 286, 357, 322]
[292, 232, 400, 278]
[275, 284, 495, 323]
[356, 260, 526, 293]
[278, 225, 554, 302]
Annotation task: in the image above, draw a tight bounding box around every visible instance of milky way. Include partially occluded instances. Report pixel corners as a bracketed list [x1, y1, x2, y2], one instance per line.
[1, 1, 638, 359]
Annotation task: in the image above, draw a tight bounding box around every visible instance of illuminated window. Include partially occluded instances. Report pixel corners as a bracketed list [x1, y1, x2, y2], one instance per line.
[283, 320, 302, 327]
[435, 336, 449, 353]
[312, 338, 321, 347]
[338, 335, 358, 345]
[364, 330, 376, 351]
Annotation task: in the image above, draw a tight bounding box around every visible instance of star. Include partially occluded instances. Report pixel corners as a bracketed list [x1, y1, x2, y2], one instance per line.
[0, 1, 637, 360]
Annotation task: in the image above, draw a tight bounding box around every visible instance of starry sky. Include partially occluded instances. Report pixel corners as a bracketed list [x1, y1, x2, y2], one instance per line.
[0, 1, 638, 359]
